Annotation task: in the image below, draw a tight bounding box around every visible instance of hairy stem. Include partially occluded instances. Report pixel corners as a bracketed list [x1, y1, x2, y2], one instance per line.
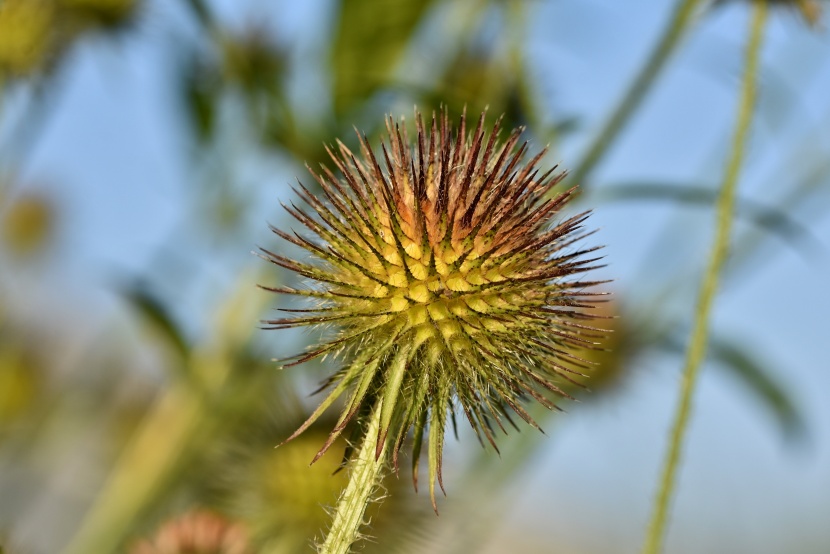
[568, 0, 703, 189]
[641, 4, 768, 554]
[319, 401, 387, 554]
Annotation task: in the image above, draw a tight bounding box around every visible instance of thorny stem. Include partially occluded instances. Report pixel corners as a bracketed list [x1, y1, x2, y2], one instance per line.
[567, 0, 704, 190]
[319, 401, 387, 554]
[642, 4, 768, 554]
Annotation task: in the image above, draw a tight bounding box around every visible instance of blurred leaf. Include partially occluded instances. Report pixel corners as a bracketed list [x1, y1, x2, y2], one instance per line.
[179, 52, 221, 144]
[592, 182, 826, 259]
[58, 0, 141, 35]
[441, 48, 500, 108]
[729, 157, 830, 282]
[331, 0, 437, 116]
[550, 115, 582, 138]
[182, 0, 213, 30]
[64, 273, 268, 554]
[709, 336, 807, 441]
[220, 27, 285, 99]
[659, 332, 807, 441]
[0, 339, 42, 425]
[119, 281, 190, 362]
[414, 47, 517, 128]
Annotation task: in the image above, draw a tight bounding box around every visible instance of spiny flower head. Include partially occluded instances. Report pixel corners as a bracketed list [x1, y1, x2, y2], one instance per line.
[261, 110, 608, 507]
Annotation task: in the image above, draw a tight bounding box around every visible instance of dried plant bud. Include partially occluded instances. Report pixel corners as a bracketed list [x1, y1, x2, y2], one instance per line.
[130, 510, 251, 554]
[765, 0, 822, 25]
[1, 192, 55, 258]
[261, 110, 609, 507]
[715, 0, 823, 26]
[563, 301, 629, 396]
[0, 0, 55, 77]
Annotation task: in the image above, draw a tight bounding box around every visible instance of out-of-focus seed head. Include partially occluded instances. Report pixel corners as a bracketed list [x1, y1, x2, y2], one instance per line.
[261, 110, 609, 508]
[715, 0, 823, 27]
[563, 301, 628, 396]
[0, 0, 56, 78]
[130, 510, 251, 554]
[229, 429, 349, 547]
[0, 0, 142, 80]
[1, 192, 55, 258]
[220, 25, 286, 97]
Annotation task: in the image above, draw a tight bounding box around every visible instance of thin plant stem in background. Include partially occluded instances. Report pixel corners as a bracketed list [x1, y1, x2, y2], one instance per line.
[318, 402, 386, 554]
[568, 0, 704, 189]
[63, 273, 268, 554]
[642, 4, 768, 554]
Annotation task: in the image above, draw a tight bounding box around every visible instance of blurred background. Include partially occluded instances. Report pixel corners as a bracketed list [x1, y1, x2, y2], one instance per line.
[1, 0, 829, 552]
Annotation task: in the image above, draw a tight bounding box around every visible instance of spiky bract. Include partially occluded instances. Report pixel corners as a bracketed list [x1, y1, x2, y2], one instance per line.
[261, 110, 608, 507]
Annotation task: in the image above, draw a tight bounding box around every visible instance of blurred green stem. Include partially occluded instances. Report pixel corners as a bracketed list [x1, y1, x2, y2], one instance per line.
[568, 0, 703, 189]
[63, 272, 265, 554]
[642, 4, 767, 554]
[319, 401, 386, 554]
[505, 0, 538, 133]
[182, 0, 215, 30]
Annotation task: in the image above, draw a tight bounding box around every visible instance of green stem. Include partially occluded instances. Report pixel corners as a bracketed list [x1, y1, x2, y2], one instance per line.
[568, 0, 703, 189]
[641, 5, 768, 554]
[319, 401, 387, 554]
[64, 272, 267, 554]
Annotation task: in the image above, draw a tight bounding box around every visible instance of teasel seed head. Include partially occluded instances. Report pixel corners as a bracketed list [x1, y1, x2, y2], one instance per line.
[130, 510, 251, 554]
[715, 0, 823, 27]
[260, 109, 609, 508]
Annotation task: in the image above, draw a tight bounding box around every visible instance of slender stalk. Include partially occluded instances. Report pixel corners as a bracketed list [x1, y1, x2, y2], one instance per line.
[64, 272, 266, 554]
[319, 401, 387, 554]
[641, 5, 768, 554]
[568, 0, 703, 189]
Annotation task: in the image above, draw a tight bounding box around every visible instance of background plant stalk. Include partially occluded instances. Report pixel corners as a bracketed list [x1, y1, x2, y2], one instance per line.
[568, 0, 703, 190]
[642, 3, 769, 553]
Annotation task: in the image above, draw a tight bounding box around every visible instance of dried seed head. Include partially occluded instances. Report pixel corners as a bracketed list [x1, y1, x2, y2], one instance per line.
[130, 510, 251, 554]
[1, 191, 56, 258]
[261, 110, 609, 508]
[715, 0, 823, 26]
[0, 0, 56, 77]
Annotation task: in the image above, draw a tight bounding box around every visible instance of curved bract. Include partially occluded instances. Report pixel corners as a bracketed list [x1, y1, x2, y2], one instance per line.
[261, 110, 608, 508]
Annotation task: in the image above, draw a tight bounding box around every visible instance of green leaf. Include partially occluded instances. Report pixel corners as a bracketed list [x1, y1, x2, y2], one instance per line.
[182, 0, 214, 29]
[179, 52, 220, 144]
[592, 182, 825, 259]
[658, 332, 807, 441]
[330, 0, 437, 116]
[708, 336, 807, 442]
[119, 281, 190, 361]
